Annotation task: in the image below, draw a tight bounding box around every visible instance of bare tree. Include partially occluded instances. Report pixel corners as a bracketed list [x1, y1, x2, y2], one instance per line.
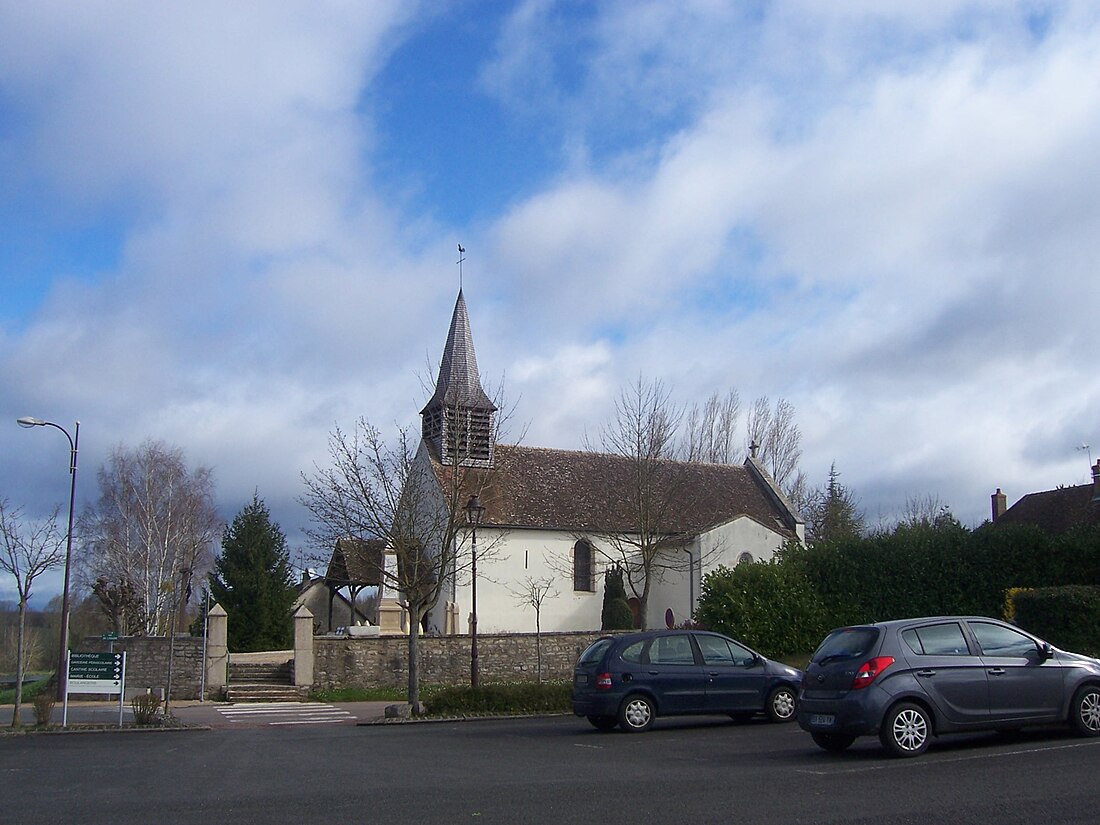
[680, 389, 742, 464]
[78, 442, 220, 636]
[0, 499, 65, 727]
[509, 576, 557, 682]
[897, 493, 952, 529]
[746, 396, 802, 492]
[300, 417, 499, 713]
[584, 377, 695, 630]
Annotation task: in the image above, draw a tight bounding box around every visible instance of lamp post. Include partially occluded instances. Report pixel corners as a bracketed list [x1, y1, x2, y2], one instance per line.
[17, 417, 80, 701]
[464, 494, 484, 688]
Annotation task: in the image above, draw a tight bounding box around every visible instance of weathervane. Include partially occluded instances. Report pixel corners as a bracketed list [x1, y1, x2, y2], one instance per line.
[457, 244, 466, 290]
[1079, 442, 1092, 467]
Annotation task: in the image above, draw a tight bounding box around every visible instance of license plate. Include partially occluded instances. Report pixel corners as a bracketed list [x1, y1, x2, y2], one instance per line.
[575, 674, 587, 685]
[810, 714, 836, 727]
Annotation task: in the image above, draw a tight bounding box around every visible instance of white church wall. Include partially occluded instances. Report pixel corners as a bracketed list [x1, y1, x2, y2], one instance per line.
[452, 527, 605, 634]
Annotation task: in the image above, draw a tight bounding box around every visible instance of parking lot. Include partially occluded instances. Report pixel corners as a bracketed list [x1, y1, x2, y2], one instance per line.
[3, 712, 1100, 824]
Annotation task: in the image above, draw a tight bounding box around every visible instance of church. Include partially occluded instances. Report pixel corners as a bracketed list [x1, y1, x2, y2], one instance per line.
[385, 289, 805, 635]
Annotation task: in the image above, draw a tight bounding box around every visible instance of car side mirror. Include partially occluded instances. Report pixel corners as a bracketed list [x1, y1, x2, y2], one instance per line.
[1038, 642, 1054, 661]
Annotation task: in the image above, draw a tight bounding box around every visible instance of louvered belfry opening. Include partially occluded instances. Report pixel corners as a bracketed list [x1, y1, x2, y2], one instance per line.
[421, 289, 497, 468]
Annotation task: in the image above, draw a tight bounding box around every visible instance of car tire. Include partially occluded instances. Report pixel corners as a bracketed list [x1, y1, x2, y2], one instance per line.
[811, 732, 856, 753]
[880, 702, 932, 758]
[587, 715, 617, 732]
[765, 685, 797, 723]
[618, 694, 655, 733]
[1069, 685, 1100, 737]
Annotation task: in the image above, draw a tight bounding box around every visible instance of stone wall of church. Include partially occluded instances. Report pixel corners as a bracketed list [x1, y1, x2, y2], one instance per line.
[311, 631, 607, 691]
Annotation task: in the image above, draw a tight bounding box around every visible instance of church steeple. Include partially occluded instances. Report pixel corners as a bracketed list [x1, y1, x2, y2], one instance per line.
[421, 289, 497, 467]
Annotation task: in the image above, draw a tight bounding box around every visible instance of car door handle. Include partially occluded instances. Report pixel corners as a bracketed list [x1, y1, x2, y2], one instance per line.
[988, 668, 1006, 676]
[916, 670, 936, 677]
[648, 670, 660, 675]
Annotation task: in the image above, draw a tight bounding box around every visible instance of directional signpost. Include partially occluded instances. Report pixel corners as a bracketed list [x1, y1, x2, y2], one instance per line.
[63, 651, 127, 727]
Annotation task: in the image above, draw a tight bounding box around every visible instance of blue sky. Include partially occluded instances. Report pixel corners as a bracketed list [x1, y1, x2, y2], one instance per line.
[2, 1, 1099, 606]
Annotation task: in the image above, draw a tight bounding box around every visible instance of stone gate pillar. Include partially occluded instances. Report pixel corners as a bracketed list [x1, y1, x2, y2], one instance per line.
[293, 605, 314, 688]
[206, 603, 228, 698]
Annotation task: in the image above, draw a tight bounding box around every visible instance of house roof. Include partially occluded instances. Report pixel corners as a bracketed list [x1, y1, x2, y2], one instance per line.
[996, 482, 1100, 534]
[324, 537, 385, 587]
[432, 444, 800, 539]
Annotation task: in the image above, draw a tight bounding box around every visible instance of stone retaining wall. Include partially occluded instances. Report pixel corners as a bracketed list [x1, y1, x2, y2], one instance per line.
[77, 636, 205, 700]
[313, 631, 605, 691]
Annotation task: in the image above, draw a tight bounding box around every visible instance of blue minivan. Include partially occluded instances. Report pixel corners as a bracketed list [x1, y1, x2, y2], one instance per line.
[572, 629, 803, 732]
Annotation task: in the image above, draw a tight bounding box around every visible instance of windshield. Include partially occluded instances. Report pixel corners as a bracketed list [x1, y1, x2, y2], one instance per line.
[812, 627, 879, 663]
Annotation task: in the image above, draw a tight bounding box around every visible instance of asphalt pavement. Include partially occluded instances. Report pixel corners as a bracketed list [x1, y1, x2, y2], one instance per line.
[1, 698, 394, 729]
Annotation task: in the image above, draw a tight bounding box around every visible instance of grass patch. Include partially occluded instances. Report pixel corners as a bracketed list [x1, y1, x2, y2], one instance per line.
[0, 674, 51, 706]
[309, 686, 410, 703]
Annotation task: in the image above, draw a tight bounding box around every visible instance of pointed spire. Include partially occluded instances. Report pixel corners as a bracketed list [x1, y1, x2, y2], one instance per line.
[422, 290, 496, 413]
[421, 289, 497, 467]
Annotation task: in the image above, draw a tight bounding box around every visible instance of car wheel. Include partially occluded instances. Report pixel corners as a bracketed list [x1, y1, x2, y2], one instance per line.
[880, 702, 931, 758]
[765, 685, 797, 723]
[811, 732, 856, 753]
[587, 715, 617, 732]
[618, 694, 655, 733]
[1070, 685, 1100, 737]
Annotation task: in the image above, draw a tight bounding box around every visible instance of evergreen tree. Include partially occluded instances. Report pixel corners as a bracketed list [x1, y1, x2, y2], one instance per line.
[805, 462, 865, 544]
[210, 494, 297, 652]
[601, 565, 634, 630]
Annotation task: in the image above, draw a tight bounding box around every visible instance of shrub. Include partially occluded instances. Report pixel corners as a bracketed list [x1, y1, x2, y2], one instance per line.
[601, 566, 634, 630]
[32, 692, 56, 727]
[696, 560, 828, 657]
[424, 681, 571, 716]
[131, 693, 162, 726]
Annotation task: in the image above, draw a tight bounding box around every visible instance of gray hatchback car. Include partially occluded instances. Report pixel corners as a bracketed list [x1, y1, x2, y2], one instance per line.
[797, 616, 1100, 757]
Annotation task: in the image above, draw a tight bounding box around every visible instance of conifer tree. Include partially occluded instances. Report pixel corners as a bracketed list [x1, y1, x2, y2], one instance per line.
[210, 494, 297, 652]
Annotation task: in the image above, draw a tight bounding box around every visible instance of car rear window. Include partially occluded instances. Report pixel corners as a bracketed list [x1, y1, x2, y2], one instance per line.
[812, 627, 879, 663]
[577, 638, 615, 666]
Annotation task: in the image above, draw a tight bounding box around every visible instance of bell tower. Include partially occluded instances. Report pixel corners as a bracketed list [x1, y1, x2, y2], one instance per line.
[420, 290, 497, 467]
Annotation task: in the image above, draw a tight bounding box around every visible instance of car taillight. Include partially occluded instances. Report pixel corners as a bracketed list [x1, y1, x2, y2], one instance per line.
[595, 673, 612, 690]
[851, 656, 894, 690]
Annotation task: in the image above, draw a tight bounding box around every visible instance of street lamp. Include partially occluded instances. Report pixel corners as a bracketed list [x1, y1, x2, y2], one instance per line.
[464, 494, 485, 688]
[18, 416, 80, 701]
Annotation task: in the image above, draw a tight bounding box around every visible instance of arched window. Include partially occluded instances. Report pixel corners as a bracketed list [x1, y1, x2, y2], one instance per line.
[573, 540, 595, 592]
[737, 552, 755, 565]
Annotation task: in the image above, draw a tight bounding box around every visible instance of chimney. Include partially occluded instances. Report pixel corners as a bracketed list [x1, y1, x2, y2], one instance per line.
[1092, 461, 1100, 505]
[991, 488, 1007, 521]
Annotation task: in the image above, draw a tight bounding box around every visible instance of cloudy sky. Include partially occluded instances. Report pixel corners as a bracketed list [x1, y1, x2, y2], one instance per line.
[3, 1, 1098, 603]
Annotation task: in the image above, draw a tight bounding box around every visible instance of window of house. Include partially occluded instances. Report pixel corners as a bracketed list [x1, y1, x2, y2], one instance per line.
[737, 552, 754, 565]
[573, 539, 595, 592]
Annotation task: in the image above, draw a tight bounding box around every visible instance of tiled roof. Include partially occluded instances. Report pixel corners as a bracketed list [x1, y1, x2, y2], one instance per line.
[433, 444, 798, 539]
[997, 483, 1100, 534]
[324, 537, 385, 586]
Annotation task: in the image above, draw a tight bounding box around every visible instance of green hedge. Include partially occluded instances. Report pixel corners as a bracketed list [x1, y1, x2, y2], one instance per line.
[697, 524, 1100, 656]
[424, 681, 571, 716]
[1013, 585, 1100, 656]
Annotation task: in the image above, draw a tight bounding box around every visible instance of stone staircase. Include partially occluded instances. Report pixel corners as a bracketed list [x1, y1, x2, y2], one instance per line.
[225, 660, 307, 703]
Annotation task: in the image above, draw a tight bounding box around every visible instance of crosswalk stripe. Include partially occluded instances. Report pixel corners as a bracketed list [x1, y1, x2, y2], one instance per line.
[214, 702, 355, 725]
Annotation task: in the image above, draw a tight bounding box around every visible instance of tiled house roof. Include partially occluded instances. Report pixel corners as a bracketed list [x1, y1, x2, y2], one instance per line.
[431, 444, 800, 540]
[996, 483, 1100, 534]
[325, 537, 385, 587]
